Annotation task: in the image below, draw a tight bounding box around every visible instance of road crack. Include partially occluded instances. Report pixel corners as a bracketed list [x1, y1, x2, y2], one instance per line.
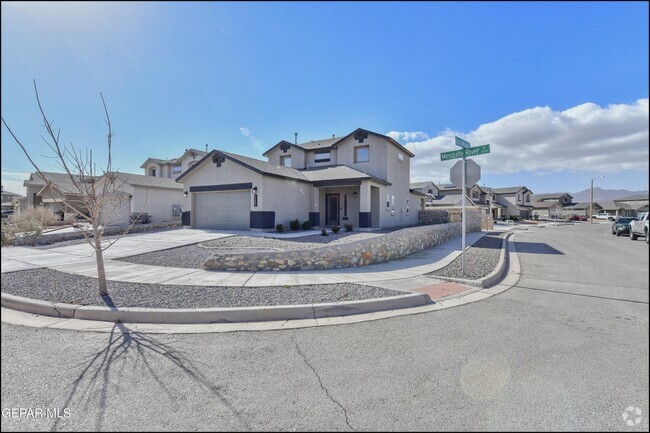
[291, 332, 355, 431]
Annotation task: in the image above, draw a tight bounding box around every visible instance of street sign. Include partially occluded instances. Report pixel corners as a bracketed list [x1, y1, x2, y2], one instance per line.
[455, 136, 471, 149]
[441, 149, 466, 161]
[440, 144, 490, 161]
[464, 144, 490, 157]
[450, 159, 480, 188]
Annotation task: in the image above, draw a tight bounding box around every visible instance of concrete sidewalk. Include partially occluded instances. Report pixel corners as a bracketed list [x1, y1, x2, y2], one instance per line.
[2, 228, 487, 287]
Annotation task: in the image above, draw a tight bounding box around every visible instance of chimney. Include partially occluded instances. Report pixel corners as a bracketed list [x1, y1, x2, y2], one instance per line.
[205, 144, 208, 152]
[294, 132, 298, 145]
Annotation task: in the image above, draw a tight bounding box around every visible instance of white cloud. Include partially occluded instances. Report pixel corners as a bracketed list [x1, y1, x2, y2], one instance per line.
[239, 127, 251, 137]
[406, 99, 649, 183]
[386, 131, 430, 142]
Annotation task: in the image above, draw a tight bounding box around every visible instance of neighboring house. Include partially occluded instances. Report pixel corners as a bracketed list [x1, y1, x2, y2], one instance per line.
[531, 192, 574, 206]
[22, 172, 90, 219]
[426, 194, 476, 208]
[596, 201, 635, 218]
[141, 148, 208, 179]
[563, 202, 603, 217]
[1, 186, 23, 212]
[614, 194, 649, 215]
[410, 181, 439, 206]
[176, 128, 425, 230]
[23, 171, 183, 225]
[487, 186, 534, 219]
[531, 201, 564, 219]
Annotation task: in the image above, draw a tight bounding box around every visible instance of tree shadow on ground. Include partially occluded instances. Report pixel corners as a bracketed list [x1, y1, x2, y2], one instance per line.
[52, 295, 250, 431]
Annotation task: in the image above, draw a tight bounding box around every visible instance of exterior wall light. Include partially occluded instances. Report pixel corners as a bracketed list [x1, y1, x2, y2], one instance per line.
[252, 187, 258, 194]
[183, 191, 188, 197]
[353, 192, 357, 198]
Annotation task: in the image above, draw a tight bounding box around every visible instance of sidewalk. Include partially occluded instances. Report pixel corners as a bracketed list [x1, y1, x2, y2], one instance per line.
[1, 227, 488, 287]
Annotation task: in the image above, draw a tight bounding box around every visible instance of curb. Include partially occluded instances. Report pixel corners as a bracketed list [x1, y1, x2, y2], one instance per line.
[0, 291, 431, 324]
[428, 232, 513, 288]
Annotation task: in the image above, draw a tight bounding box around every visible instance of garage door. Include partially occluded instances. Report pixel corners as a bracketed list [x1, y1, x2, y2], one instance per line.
[193, 190, 250, 230]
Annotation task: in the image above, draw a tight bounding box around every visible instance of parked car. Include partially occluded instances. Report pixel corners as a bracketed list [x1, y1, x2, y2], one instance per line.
[593, 213, 614, 221]
[0, 209, 13, 219]
[611, 217, 636, 236]
[569, 214, 587, 221]
[629, 212, 649, 243]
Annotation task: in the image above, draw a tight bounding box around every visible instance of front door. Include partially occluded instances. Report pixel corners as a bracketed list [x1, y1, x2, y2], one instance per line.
[326, 194, 340, 226]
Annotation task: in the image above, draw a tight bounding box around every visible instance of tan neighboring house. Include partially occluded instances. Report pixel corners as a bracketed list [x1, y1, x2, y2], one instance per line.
[563, 202, 603, 217]
[141, 148, 208, 179]
[596, 201, 635, 218]
[410, 181, 439, 206]
[530, 192, 574, 219]
[176, 128, 426, 230]
[1, 186, 23, 213]
[485, 186, 534, 219]
[22, 171, 183, 225]
[613, 194, 649, 215]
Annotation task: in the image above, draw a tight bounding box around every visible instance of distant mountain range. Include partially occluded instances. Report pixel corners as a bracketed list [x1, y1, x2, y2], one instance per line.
[570, 187, 649, 203]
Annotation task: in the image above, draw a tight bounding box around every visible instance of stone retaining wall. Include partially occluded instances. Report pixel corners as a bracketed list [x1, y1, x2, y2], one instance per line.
[204, 221, 480, 272]
[13, 221, 182, 246]
[419, 206, 482, 228]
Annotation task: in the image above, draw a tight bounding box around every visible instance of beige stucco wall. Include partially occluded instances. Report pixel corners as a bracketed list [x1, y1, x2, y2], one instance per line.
[335, 135, 388, 180]
[261, 176, 311, 227]
[131, 186, 183, 223]
[266, 147, 306, 169]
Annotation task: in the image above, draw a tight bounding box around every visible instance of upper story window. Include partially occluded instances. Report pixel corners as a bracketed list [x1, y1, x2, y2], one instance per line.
[355, 146, 369, 163]
[397, 152, 404, 162]
[428, 189, 433, 194]
[314, 150, 330, 163]
[149, 167, 157, 177]
[280, 155, 292, 167]
[517, 194, 522, 201]
[472, 191, 479, 199]
[525, 195, 530, 202]
[172, 164, 182, 174]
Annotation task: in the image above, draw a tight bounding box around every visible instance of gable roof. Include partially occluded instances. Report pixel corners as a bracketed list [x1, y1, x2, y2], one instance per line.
[532, 192, 573, 201]
[263, 128, 415, 158]
[489, 186, 530, 195]
[24, 172, 91, 195]
[111, 172, 183, 189]
[140, 148, 207, 168]
[531, 201, 563, 209]
[428, 194, 476, 206]
[614, 194, 649, 202]
[597, 200, 632, 211]
[410, 181, 437, 190]
[300, 165, 390, 186]
[564, 202, 600, 211]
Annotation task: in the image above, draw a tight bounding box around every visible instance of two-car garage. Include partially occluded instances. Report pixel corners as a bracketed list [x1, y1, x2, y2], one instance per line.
[192, 190, 251, 230]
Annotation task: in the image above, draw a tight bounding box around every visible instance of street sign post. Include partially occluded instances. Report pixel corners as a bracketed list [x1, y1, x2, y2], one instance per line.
[440, 137, 491, 276]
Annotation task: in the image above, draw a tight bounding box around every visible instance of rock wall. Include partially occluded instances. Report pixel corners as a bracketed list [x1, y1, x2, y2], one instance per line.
[204, 221, 479, 272]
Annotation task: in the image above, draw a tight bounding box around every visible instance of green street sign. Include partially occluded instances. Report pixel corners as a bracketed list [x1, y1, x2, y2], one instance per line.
[440, 149, 466, 161]
[464, 144, 490, 157]
[440, 144, 490, 161]
[455, 136, 471, 149]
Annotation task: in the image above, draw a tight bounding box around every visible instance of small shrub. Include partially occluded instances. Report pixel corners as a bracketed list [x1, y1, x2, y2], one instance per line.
[344, 224, 353, 232]
[509, 215, 520, 221]
[301, 220, 312, 230]
[321, 228, 328, 236]
[289, 219, 300, 231]
[332, 225, 340, 234]
[276, 223, 284, 233]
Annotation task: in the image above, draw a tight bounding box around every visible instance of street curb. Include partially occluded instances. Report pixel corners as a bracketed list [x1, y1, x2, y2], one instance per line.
[428, 231, 513, 288]
[0, 291, 431, 324]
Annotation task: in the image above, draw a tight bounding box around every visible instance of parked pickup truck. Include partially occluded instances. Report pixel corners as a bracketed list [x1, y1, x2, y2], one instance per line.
[593, 213, 614, 221]
[629, 212, 649, 243]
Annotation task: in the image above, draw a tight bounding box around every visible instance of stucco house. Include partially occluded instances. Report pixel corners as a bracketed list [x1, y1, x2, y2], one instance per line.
[486, 186, 534, 219]
[141, 148, 208, 179]
[410, 181, 439, 206]
[614, 194, 649, 215]
[1, 186, 22, 213]
[596, 201, 635, 218]
[530, 201, 564, 219]
[531, 192, 574, 206]
[22, 171, 183, 225]
[563, 202, 603, 217]
[176, 128, 426, 230]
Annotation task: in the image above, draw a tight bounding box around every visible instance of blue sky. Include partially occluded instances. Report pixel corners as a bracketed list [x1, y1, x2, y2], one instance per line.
[2, 1, 648, 196]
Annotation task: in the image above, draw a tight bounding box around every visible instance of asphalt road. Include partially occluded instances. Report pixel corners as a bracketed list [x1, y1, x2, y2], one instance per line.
[1, 222, 648, 431]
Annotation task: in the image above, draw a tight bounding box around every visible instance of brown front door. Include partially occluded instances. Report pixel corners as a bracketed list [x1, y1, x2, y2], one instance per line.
[326, 194, 340, 226]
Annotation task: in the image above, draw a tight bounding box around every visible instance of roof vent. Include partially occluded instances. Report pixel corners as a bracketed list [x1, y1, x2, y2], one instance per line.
[295, 132, 298, 145]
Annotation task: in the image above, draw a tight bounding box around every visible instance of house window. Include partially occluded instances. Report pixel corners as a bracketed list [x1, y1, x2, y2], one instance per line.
[314, 150, 330, 163]
[526, 195, 530, 202]
[280, 155, 292, 167]
[397, 152, 404, 162]
[172, 164, 182, 174]
[149, 168, 156, 177]
[355, 146, 369, 163]
[472, 191, 479, 199]
[517, 194, 521, 201]
[428, 189, 433, 194]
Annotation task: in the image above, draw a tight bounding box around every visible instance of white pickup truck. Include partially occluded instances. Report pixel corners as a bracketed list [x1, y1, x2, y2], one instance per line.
[629, 212, 648, 243]
[593, 213, 614, 221]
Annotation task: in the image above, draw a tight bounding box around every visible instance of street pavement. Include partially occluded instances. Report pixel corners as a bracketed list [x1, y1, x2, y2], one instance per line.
[1, 222, 648, 431]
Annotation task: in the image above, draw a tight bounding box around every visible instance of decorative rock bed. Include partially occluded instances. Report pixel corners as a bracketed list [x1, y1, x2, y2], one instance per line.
[203, 221, 480, 272]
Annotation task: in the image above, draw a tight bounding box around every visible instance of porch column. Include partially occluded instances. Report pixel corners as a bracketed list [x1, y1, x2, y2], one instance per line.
[359, 180, 371, 228]
[309, 186, 321, 227]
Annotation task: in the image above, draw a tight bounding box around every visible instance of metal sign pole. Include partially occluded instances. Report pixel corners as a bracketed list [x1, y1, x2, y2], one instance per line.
[462, 154, 466, 276]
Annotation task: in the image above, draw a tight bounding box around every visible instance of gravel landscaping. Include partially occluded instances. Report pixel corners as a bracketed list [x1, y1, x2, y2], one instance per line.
[118, 228, 403, 269]
[0, 268, 403, 309]
[427, 232, 505, 280]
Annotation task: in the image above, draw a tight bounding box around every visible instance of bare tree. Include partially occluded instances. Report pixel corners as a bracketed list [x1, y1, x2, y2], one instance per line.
[2, 81, 139, 296]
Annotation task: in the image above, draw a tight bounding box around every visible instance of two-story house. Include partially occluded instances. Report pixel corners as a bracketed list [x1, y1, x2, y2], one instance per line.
[141, 148, 208, 179]
[409, 181, 439, 206]
[1, 185, 22, 212]
[486, 186, 534, 219]
[176, 128, 426, 230]
[530, 192, 574, 219]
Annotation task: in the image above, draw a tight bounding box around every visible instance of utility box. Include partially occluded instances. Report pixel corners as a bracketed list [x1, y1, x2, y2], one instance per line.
[172, 204, 181, 219]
